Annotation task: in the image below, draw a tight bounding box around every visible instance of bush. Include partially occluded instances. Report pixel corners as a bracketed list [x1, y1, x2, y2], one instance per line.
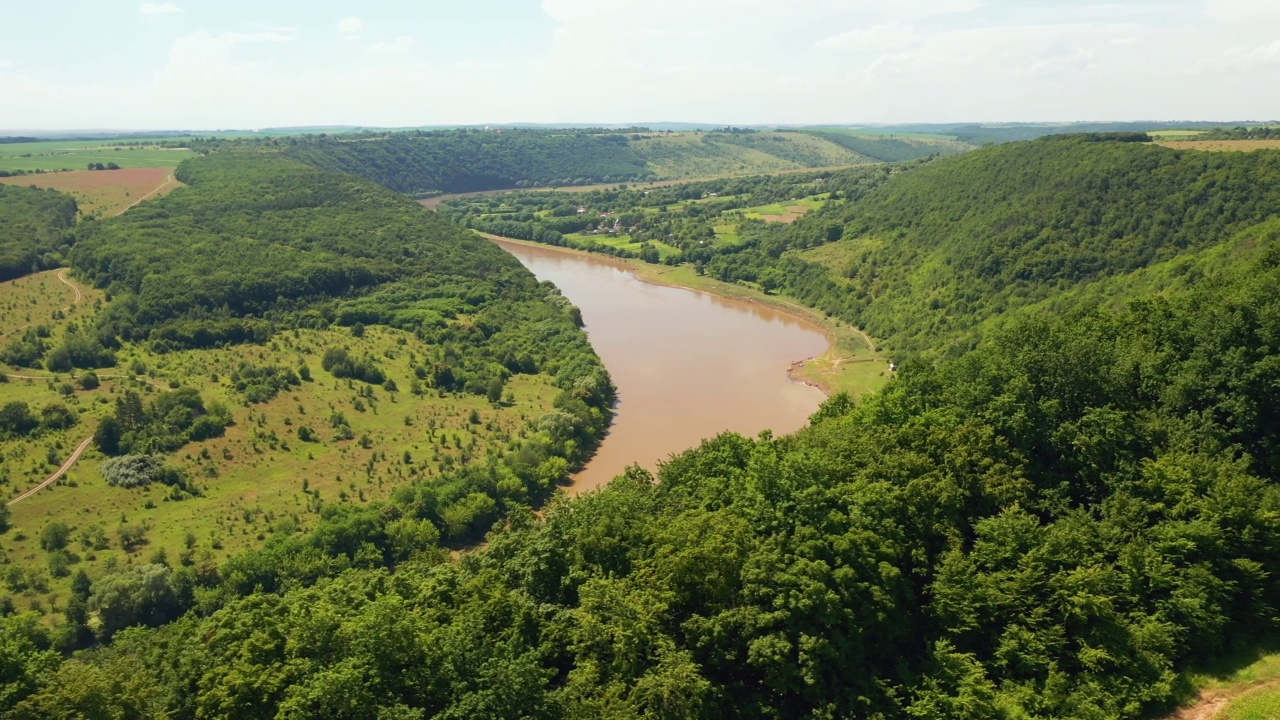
[77, 372, 100, 390]
[0, 401, 38, 438]
[39, 403, 77, 431]
[100, 454, 166, 488]
[39, 522, 71, 552]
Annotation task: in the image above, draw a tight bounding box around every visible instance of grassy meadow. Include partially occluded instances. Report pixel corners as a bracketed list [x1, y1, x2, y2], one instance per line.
[0, 270, 565, 616]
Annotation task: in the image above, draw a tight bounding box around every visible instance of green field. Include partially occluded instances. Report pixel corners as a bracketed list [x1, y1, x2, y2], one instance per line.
[0, 138, 195, 173]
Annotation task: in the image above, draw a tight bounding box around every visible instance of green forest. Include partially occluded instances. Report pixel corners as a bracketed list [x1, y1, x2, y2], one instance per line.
[2, 135, 1279, 718]
[0, 184, 77, 281]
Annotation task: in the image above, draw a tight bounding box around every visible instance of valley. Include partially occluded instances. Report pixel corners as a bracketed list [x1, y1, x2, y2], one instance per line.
[1, 127, 1278, 720]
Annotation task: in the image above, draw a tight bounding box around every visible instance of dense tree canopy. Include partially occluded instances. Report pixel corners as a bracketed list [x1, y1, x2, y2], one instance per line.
[0, 183, 77, 281]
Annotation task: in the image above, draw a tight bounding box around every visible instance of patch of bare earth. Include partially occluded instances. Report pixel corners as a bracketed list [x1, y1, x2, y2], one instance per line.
[1157, 140, 1280, 152]
[1163, 679, 1280, 720]
[760, 205, 812, 223]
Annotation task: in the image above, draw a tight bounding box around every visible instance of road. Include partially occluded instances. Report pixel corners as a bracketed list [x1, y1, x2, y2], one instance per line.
[7, 435, 94, 506]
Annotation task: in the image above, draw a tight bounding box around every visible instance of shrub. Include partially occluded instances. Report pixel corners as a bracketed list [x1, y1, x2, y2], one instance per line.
[100, 454, 166, 488]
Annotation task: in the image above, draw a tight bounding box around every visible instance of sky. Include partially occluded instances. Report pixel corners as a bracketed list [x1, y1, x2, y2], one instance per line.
[1, 0, 1278, 130]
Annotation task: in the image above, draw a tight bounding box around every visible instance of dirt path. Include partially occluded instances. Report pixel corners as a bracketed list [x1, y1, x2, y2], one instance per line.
[117, 172, 176, 215]
[7, 435, 93, 506]
[57, 269, 82, 305]
[4, 372, 168, 390]
[1, 269, 87, 339]
[1165, 678, 1280, 720]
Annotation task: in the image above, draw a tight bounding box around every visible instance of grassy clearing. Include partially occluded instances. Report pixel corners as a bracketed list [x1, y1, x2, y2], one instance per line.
[1156, 140, 1280, 152]
[0, 270, 100, 340]
[0, 139, 195, 173]
[0, 272, 563, 616]
[0, 167, 180, 218]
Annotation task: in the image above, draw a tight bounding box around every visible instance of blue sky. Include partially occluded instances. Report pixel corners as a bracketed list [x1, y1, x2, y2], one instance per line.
[1, 0, 1278, 130]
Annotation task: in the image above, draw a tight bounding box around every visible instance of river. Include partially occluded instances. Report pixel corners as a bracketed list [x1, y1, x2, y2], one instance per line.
[491, 238, 829, 495]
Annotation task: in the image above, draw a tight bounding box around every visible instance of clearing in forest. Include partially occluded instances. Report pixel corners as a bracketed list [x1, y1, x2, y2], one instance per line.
[0, 167, 181, 217]
[1156, 140, 1280, 152]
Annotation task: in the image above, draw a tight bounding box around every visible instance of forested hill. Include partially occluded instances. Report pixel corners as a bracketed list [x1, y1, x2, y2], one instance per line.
[264, 128, 965, 195]
[282, 131, 653, 195]
[752, 134, 1280, 352]
[0, 183, 77, 281]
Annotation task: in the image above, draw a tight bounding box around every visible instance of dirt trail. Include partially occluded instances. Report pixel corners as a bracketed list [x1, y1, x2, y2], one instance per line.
[117, 172, 176, 215]
[7, 435, 93, 506]
[57, 269, 82, 304]
[1, 269, 87, 339]
[5, 372, 169, 390]
[1165, 678, 1280, 720]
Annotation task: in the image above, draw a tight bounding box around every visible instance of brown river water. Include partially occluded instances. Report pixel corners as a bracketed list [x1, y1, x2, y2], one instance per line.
[492, 238, 829, 495]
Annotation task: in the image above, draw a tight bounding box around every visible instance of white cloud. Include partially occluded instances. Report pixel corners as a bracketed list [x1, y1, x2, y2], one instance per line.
[367, 36, 414, 54]
[0, 59, 11, 69]
[1204, 39, 1280, 71]
[337, 17, 363, 34]
[138, 3, 182, 14]
[817, 24, 922, 53]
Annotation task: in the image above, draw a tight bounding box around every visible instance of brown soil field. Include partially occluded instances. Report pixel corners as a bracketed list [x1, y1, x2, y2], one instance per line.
[759, 205, 812, 223]
[0, 167, 181, 217]
[1157, 140, 1280, 152]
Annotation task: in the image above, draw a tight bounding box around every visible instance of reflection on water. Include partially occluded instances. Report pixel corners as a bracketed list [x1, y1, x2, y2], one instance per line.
[493, 239, 828, 495]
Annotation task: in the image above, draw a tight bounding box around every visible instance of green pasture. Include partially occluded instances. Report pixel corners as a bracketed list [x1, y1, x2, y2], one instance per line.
[0, 138, 195, 173]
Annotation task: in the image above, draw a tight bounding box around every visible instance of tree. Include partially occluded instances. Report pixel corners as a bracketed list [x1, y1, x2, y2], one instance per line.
[93, 416, 122, 456]
[39, 522, 71, 552]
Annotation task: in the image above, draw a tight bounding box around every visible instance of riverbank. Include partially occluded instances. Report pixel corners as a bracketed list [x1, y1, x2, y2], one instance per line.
[480, 233, 892, 399]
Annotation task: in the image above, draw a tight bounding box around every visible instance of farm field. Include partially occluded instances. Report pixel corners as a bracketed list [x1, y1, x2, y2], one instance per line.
[0, 138, 195, 173]
[1156, 139, 1280, 152]
[0, 270, 564, 615]
[0, 167, 180, 217]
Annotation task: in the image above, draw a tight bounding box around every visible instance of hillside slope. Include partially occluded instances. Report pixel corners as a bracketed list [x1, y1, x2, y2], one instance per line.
[770, 135, 1280, 352]
[267, 128, 965, 195]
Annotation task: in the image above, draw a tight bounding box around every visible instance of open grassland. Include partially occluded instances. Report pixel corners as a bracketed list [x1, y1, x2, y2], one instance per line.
[0, 167, 180, 217]
[0, 139, 194, 173]
[0, 273, 563, 615]
[1157, 140, 1280, 152]
[0, 270, 100, 340]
